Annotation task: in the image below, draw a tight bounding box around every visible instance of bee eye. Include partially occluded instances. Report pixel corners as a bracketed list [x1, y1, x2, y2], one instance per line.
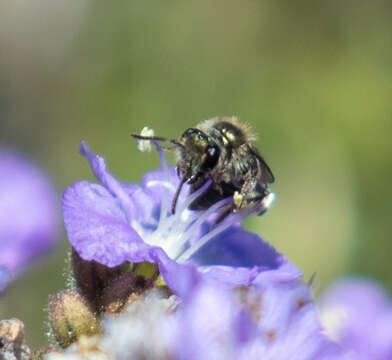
[202, 145, 220, 171]
[198, 134, 207, 142]
[182, 128, 197, 139]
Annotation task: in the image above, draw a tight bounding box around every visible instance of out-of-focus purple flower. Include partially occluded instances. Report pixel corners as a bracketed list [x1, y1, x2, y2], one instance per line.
[0, 150, 59, 291]
[0, 266, 11, 293]
[62, 141, 301, 295]
[320, 277, 392, 360]
[171, 270, 353, 360]
[46, 271, 352, 360]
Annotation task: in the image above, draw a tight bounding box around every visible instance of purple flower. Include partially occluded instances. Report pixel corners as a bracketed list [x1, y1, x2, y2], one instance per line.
[0, 150, 59, 292]
[0, 266, 11, 293]
[320, 277, 392, 360]
[49, 270, 352, 360]
[62, 141, 300, 295]
[170, 270, 353, 360]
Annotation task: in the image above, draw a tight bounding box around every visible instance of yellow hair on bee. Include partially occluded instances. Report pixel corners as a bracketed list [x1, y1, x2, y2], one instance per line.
[197, 116, 256, 144]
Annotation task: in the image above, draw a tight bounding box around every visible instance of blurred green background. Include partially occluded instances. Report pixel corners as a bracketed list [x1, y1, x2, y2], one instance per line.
[1, 0, 391, 348]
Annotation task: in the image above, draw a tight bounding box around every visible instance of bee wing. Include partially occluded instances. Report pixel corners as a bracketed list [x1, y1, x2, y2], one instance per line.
[259, 156, 275, 183]
[247, 145, 275, 184]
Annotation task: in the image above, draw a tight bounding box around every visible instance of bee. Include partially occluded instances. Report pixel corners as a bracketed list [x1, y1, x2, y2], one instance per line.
[132, 116, 275, 220]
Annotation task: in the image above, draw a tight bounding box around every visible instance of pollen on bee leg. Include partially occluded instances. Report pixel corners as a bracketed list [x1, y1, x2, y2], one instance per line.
[137, 127, 155, 152]
[233, 191, 244, 209]
[261, 192, 275, 211]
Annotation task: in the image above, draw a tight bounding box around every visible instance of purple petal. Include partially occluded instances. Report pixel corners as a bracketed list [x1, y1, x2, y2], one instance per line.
[141, 167, 180, 193]
[62, 179, 199, 296]
[62, 181, 150, 267]
[257, 280, 313, 335]
[254, 261, 303, 284]
[245, 275, 351, 359]
[141, 167, 191, 215]
[196, 265, 263, 287]
[152, 248, 201, 296]
[124, 185, 161, 232]
[189, 228, 301, 287]
[79, 141, 135, 221]
[190, 227, 282, 268]
[273, 306, 347, 359]
[0, 150, 58, 276]
[172, 280, 243, 360]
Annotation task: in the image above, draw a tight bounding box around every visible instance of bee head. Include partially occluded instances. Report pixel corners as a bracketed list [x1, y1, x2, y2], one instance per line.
[179, 128, 220, 173]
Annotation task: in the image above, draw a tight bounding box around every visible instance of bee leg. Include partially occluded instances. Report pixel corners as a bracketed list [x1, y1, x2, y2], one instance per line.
[247, 195, 267, 215]
[256, 193, 274, 215]
[240, 193, 271, 215]
[233, 177, 254, 212]
[171, 176, 188, 214]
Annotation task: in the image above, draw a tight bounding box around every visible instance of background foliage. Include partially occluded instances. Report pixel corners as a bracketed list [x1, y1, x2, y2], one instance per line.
[1, 0, 391, 347]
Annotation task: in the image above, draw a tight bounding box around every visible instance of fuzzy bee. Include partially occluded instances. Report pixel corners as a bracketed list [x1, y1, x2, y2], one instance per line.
[132, 116, 275, 220]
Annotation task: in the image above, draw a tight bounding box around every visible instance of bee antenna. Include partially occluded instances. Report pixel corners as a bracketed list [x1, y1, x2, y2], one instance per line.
[130, 134, 168, 142]
[130, 134, 184, 149]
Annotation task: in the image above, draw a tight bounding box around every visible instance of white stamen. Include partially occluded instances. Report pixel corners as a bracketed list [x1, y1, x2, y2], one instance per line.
[176, 180, 212, 214]
[164, 196, 232, 259]
[145, 188, 263, 261]
[176, 202, 257, 262]
[176, 216, 235, 262]
[154, 142, 170, 231]
[134, 126, 171, 231]
[137, 127, 155, 152]
[150, 180, 213, 243]
[181, 196, 232, 243]
[144, 180, 176, 192]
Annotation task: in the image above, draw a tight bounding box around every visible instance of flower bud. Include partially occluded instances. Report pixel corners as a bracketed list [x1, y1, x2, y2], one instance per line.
[48, 290, 101, 348]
